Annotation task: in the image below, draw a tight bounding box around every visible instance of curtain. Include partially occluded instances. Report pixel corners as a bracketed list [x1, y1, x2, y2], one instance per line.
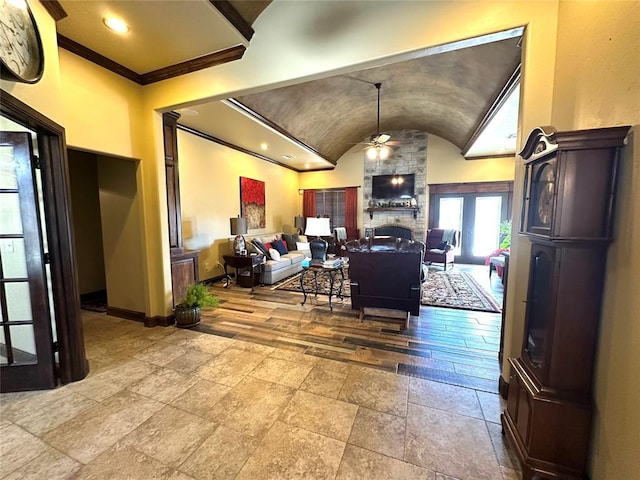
[302, 189, 315, 219]
[345, 187, 358, 230]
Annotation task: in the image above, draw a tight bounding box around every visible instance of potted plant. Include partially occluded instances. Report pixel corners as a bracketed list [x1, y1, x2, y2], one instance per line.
[174, 283, 219, 328]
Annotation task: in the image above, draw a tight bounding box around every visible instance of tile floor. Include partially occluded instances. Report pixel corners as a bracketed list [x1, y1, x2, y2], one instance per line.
[1, 265, 522, 480]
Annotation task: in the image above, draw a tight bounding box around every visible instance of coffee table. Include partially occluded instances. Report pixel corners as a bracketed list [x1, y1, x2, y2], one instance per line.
[300, 263, 345, 310]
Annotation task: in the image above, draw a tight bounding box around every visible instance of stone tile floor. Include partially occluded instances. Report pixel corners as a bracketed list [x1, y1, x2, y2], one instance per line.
[1, 264, 522, 479]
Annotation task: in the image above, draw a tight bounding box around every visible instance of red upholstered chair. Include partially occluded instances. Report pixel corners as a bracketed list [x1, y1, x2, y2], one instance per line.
[424, 229, 459, 271]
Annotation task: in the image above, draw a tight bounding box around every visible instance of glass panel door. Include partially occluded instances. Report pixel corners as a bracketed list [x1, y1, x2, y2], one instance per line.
[438, 197, 463, 255]
[473, 196, 502, 257]
[0, 131, 56, 391]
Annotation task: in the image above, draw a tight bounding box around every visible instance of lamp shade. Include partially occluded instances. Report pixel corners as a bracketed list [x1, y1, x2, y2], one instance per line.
[230, 217, 248, 235]
[304, 217, 331, 237]
[294, 216, 305, 229]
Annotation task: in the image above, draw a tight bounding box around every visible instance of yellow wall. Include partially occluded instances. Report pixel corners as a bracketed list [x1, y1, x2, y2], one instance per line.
[550, 2, 640, 478]
[97, 156, 147, 314]
[177, 130, 299, 280]
[426, 135, 515, 184]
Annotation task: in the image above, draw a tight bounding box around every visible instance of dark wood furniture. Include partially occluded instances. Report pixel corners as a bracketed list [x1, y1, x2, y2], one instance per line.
[501, 125, 630, 480]
[424, 228, 459, 271]
[223, 254, 264, 289]
[163, 112, 201, 313]
[170, 251, 200, 306]
[346, 236, 424, 329]
[300, 263, 345, 310]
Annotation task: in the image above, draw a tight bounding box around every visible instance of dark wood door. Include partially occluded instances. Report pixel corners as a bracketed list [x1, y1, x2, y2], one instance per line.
[0, 131, 56, 392]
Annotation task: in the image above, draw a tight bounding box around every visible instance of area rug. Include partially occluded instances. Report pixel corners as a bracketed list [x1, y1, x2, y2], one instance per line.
[422, 270, 501, 313]
[273, 267, 351, 297]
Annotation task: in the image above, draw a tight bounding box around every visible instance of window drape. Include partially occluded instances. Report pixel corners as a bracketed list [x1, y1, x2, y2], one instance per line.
[345, 187, 358, 230]
[303, 190, 315, 219]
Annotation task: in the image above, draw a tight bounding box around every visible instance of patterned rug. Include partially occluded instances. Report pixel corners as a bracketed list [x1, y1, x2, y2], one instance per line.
[273, 266, 351, 297]
[422, 270, 501, 313]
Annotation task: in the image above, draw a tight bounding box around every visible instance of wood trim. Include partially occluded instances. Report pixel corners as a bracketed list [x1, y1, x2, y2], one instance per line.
[58, 37, 245, 86]
[462, 64, 521, 156]
[140, 45, 246, 85]
[144, 315, 175, 328]
[209, 1, 254, 42]
[41, 0, 67, 21]
[226, 99, 335, 165]
[1, 89, 89, 385]
[464, 153, 516, 161]
[106, 306, 146, 323]
[428, 181, 514, 195]
[57, 35, 142, 84]
[176, 124, 300, 172]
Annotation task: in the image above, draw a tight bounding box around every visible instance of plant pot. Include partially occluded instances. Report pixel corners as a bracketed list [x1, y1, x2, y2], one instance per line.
[174, 304, 200, 328]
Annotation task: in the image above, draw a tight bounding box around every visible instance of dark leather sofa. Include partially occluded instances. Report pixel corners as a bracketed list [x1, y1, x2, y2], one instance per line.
[346, 236, 425, 329]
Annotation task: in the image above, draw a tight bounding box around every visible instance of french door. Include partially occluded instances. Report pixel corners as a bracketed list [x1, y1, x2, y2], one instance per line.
[432, 189, 511, 264]
[0, 131, 56, 391]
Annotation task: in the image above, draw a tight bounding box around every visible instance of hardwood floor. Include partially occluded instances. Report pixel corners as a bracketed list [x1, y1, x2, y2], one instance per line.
[198, 263, 505, 394]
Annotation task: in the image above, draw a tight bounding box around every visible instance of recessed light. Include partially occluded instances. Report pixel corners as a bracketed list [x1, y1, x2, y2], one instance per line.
[304, 163, 310, 169]
[260, 143, 269, 151]
[103, 16, 130, 34]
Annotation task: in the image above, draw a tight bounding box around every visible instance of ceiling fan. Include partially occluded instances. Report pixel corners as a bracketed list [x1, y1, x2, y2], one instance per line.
[362, 82, 396, 160]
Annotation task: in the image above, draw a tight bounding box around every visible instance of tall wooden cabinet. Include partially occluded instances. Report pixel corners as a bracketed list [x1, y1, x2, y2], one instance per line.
[502, 126, 630, 480]
[163, 112, 199, 316]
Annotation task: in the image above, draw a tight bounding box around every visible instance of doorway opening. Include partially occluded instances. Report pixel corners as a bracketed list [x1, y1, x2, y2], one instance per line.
[428, 181, 513, 264]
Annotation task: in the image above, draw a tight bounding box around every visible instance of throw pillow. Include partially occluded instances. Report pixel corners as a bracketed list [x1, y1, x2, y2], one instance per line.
[251, 239, 271, 259]
[282, 234, 298, 251]
[296, 241, 310, 252]
[272, 239, 288, 255]
[297, 235, 308, 242]
[264, 242, 273, 251]
[269, 248, 281, 261]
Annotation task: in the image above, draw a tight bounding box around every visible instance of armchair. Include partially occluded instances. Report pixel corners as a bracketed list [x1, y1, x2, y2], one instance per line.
[346, 236, 425, 329]
[334, 227, 360, 257]
[424, 229, 459, 271]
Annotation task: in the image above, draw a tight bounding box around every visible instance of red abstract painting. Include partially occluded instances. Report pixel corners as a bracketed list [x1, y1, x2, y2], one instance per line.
[240, 177, 265, 229]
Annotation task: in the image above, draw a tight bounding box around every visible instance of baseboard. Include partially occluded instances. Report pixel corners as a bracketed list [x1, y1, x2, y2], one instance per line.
[106, 306, 175, 328]
[499, 374, 509, 400]
[106, 306, 145, 323]
[201, 273, 227, 284]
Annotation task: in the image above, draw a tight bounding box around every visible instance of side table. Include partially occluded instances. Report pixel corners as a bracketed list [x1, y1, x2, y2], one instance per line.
[300, 263, 345, 310]
[222, 254, 265, 289]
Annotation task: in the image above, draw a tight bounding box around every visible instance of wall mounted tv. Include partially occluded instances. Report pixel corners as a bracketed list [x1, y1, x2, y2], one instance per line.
[372, 174, 415, 199]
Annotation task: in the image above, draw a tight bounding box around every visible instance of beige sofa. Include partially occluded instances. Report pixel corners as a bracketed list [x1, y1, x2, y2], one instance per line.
[239, 233, 311, 285]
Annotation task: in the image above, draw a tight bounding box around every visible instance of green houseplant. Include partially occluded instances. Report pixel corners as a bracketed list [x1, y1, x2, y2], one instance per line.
[499, 219, 512, 249]
[174, 283, 219, 328]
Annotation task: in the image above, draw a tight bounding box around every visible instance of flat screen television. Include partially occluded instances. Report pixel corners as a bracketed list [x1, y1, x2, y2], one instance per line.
[372, 174, 415, 199]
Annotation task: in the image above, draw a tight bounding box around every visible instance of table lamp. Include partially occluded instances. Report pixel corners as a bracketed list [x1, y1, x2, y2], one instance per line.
[305, 217, 331, 261]
[294, 216, 305, 234]
[230, 216, 248, 255]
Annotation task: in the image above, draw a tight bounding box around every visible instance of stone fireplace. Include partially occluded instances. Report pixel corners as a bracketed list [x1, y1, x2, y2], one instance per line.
[363, 130, 427, 241]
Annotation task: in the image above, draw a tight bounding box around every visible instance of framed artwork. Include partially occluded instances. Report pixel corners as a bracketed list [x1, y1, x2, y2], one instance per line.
[240, 177, 265, 229]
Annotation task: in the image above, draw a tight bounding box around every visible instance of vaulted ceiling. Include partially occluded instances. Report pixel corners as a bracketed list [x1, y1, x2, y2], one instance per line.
[46, 0, 521, 171]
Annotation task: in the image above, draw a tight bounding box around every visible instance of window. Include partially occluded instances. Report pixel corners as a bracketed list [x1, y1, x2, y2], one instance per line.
[314, 190, 345, 230]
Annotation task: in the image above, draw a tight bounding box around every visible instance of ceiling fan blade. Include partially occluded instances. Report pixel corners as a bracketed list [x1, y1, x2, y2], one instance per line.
[375, 133, 391, 144]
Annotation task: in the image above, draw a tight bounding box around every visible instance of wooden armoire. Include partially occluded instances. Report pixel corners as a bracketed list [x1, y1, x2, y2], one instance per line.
[501, 125, 630, 480]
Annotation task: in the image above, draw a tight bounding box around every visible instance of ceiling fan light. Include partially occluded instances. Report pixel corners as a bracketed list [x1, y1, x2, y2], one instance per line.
[379, 145, 391, 160]
[366, 147, 378, 160]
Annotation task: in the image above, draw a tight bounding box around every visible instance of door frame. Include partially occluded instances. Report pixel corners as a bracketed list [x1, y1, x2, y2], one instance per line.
[1, 89, 89, 388]
[428, 181, 514, 263]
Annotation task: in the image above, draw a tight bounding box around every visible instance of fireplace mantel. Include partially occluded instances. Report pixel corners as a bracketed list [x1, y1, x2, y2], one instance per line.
[367, 207, 419, 219]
